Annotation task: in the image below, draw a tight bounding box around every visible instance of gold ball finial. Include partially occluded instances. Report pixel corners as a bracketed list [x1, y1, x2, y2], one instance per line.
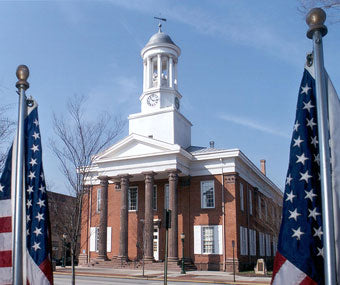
[306, 8, 328, 39]
[16, 65, 30, 90]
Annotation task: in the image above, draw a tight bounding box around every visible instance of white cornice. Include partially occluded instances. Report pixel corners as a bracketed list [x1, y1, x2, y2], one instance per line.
[128, 106, 193, 127]
[139, 88, 182, 101]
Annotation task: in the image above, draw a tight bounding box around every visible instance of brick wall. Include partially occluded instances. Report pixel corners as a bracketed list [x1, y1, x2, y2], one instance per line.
[80, 173, 282, 271]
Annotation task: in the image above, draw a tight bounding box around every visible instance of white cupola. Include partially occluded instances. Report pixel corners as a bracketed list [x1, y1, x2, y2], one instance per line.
[140, 24, 181, 112]
[128, 24, 192, 148]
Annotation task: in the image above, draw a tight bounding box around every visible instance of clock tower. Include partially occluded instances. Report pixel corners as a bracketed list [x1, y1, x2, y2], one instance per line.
[128, 25, 192, 148]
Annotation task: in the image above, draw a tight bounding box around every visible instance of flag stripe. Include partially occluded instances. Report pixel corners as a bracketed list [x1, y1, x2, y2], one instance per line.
[0, 250, 12, 267]
[0, 267, 12, 284]
[0, 217, 11, 233]
[0, 232, 12, 251]
[271, 251, 286, 282]
[26, 252, 51, 285]
[272, 257, 307, 285]
[0, 200, 11, 217]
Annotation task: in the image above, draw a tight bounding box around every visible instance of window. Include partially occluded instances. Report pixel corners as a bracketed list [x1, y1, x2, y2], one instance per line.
[249, 229, 257, 256]
[248, 189, 252, 215]
[264, 200, 268, 220]
[153, 185, 157, 211]
[240, 226, 248, 255]
[201, 181, 215, 208]
[194, 225, 222, 255]
[96, 188, 101, 212]
[258, 196, 261, 218]
[259, 232, 265, 256]
[240, 183, 244, 211]
[265, 234, 271, 256]
[202, 227, 215, 254]
[164, 184, 169, 210]
[128, 187, 138, 211]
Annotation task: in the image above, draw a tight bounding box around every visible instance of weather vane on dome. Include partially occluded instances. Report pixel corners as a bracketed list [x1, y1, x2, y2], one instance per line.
[154, 16, 166, 32]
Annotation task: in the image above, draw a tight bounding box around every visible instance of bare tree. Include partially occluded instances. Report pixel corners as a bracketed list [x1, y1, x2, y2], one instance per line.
[298, 0, 340, 22]
[0, 104, 15, 170]
[50, 95, 124, 284]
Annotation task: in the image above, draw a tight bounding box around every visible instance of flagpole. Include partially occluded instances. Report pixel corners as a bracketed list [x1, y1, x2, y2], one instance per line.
[13, 65, 29, 284]
[306, 8, 336, 284]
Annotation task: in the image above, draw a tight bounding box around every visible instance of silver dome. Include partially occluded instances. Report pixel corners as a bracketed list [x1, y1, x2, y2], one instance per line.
[145, 31, 177, 48]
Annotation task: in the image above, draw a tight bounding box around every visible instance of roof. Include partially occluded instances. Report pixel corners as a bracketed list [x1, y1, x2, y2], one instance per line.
[186, 145, 228, 154]
[145, 31, 177, 48]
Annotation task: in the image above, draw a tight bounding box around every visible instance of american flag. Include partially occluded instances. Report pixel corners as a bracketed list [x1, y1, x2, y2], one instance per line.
[271, 66, 324, 284]
[0, 146, 13, 284]
[0, 101, 53, 284]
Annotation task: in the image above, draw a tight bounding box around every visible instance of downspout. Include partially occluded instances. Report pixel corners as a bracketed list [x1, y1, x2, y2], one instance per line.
[87, 186, 92, 264]
[220, 158, 226, 271]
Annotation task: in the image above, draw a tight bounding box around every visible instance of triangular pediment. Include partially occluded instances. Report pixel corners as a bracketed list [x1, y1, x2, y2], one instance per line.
[94, 133, 181, 162]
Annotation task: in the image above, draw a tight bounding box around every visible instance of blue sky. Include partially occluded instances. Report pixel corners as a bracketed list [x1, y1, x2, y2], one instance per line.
[0, 1, 339, 194]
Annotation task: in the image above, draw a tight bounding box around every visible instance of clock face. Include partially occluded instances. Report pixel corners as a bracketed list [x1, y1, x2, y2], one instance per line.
[147, 94, 159, 106]
[175, 97, 180, 110]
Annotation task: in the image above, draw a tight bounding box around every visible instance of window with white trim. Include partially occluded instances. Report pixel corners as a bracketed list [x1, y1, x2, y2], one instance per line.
[152, 185, 157, 211]
[248, 189, 252, 215]
[202, 226, 214, 254]
[128, 187, 138, 211]
[240, 183, 244, 211]
[193, 225, 222, 255]
[201, 181, 215, 209]
[164, 184, 169, 210]
[240, 226, 248, 255]
[249, 229, 256, 256]
[258, 196, 261, 218]
[96, 188, 101, 212]
[265, 234, 271, 257]
[259, 232, 265, 256]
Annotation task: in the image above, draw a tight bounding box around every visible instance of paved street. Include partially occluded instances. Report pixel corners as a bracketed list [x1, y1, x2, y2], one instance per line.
[54, 274, 225, 285]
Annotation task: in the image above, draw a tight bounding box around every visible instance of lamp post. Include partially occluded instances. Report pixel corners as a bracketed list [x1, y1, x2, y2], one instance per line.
[180, 232, 186, 274]
[62, 233, 67, 268]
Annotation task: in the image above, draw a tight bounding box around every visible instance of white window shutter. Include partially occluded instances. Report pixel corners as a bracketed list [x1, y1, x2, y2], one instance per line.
[253, 230, 257, 256]
[245, 227, 248, 255]
[240, 226, 244, 255]
[218, 225, 223, 255]
[107, 227, 112, 252]
[194, 226, 202, 254]
[90, 227, 96, 252]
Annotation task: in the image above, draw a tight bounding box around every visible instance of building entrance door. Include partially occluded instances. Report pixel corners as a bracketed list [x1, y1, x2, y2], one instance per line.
[153, 226, 159, 260]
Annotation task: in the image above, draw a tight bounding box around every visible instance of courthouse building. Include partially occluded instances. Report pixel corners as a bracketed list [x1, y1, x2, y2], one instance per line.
[79, 26, 283, 271]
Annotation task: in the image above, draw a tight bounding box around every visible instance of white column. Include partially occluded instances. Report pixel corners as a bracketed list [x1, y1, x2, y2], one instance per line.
[169, 57, 174, 88]
[147, 57, 152, 89]
[157, 54, 162, 88]
[174, 60, 178, 89]
[143, 60, 147, 91]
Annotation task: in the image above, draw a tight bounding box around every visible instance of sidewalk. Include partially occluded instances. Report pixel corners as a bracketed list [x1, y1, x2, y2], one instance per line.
[55, 266, 271, 284]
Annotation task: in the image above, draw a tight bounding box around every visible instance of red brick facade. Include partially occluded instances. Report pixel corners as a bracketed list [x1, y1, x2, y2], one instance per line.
[80, 171, 282, 271]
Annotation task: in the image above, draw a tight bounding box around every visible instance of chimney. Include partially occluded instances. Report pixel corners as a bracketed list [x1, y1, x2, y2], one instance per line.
[209, 141, 215, 148]
[260, 159, 266, 175]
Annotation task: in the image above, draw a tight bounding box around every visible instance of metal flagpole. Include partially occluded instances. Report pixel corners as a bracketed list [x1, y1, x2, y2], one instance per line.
[306, 8, 337, 284]
[12, 65, 29, 284]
